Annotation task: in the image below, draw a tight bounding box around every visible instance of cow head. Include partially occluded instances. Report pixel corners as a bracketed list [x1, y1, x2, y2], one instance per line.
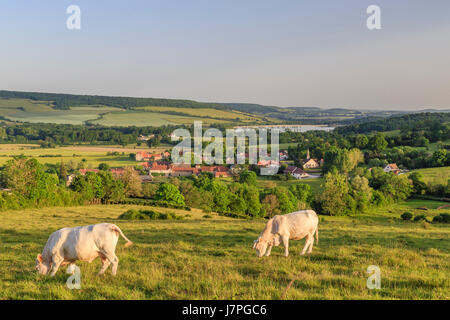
[35, 254, 50, 275]
[252, 238, 268, 257]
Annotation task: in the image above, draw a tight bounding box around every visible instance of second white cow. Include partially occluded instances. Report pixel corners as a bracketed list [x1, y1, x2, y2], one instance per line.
[253, 210, 319, 257]
[35, 223, 132, 276]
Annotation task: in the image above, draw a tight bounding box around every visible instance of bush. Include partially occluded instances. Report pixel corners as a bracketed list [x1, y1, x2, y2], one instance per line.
[119, 209, 184, 220]
[413, 213, 427, 222]
[432, 213, 450, 223]
[401, 212, 413, 221]
[118, 209, 150, 220]
[203, 214, 212, 219]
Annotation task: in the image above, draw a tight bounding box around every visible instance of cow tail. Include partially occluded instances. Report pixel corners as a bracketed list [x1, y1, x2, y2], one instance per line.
[315, 227, 319, 244]
[112, 225, 133, 247]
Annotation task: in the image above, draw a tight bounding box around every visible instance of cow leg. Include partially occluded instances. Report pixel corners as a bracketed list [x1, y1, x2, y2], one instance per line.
[67, 263, 77, 275]
[50, 255, 64, 277]
[97, 256, 111, 276]
[282, 236, 289, 257]
[110, 255, 119, 276]
[103, 253, 119, 276]
[307, 233, 315, 254]
[264, 244, 273, 257]
[301, 235, 313, 255]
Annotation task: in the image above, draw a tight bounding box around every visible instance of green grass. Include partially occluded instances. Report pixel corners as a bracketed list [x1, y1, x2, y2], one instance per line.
[408, 167, 450, 185]
[136, 106, 265, 122]
[0, 98, 123, 125]
[257, 176, 324, 193]
[0, 202, 448, 299]
[0, 98, 239, 127]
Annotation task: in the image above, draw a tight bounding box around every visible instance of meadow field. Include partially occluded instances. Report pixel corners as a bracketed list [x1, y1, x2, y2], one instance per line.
[0, 144, 169, 167]
[410, 167, 450, 185]
[0, 98, 258, 127]
[89, 111, 234, 127]
[0, 98, 123, 125]
[135, 106, 265, 122]
[0, 201, 448, 300]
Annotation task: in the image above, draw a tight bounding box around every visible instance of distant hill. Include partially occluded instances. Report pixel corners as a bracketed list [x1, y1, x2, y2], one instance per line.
[1, 90, 445, 127]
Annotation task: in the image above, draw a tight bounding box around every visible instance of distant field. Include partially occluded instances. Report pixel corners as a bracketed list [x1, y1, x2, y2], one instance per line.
[0, 98, 268, 127]
[90, 111, 232, 127]
[408, 167, 450, 185]
[0, 98, 123, 125]
[0, 202, 448, 299]
[257, 176, 324, 194]
[0, 144, 169, 167]
[136, 106, 264, 122]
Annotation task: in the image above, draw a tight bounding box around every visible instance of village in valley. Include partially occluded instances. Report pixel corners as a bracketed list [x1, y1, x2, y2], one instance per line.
[65, 146, 326, 186]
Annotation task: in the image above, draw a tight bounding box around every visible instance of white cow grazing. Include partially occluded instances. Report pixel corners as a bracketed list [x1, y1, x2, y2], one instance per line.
[35, 223, 132, 276]
[253, 210, 319, 257]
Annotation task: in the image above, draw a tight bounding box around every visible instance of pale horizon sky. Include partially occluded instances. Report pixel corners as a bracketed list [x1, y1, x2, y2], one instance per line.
[1, 1, 449, 110]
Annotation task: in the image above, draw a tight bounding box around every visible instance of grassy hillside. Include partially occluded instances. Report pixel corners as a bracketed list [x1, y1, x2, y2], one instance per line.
[136, 106, 266, 122]
[408, 167, 450, 185]
[0, 90, 420, 127]
[0, 98, 255, 127]
[0, 98, 123, 125]
[0, 202, 448, 299]
[0, 144, 169, 167]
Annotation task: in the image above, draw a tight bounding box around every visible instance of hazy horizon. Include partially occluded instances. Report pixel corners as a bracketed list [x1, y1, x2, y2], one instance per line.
[1, 1, 449, 110]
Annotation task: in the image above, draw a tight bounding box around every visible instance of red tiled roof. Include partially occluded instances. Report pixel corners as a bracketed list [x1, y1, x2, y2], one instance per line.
[283, 166, 297, 173]
[79, 169, 99, 175]
[387, 163, 399, 170]
[150, 163, 171, 171]
[110, 168, 126, 175]
[292, 168, 307, 175]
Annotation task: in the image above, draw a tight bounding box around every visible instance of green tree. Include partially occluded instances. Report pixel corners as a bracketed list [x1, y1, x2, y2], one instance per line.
[120, 167, 142, 197]
[409, 172, 427, 195]
[155, 183, 185, 206]
[369, 133, 388, 152]
[243, 185, 262, 217]
[289, 184, 313, 208]
[432, 149, 447, 167]
[98, 163, 110, 171]
[355, 134, 369, 149]
[239, 170, 257, 186]
[319, 170, 353, 216]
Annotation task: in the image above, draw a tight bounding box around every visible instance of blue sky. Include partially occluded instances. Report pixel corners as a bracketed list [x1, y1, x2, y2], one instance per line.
[1, 0, 449, 110]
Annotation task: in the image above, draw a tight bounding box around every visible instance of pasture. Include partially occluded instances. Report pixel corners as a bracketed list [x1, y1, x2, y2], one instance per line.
[0, 98, 240, 127]
[0, 144, 169, 167]
[409, 167, 450, 186]
[0, 98, 122, 125]
[136, 106, 265, 123]
[0, 202, 448, 300]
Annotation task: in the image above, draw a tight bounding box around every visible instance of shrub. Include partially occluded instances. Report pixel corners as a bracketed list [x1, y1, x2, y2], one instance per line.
[432, 213, 450, 223]
[119, 209, 183, 220]
[401, 212, 413, 221]
[421, 221, 430, 229]
[118, 209, 150, 220]
[203, 214, 212, 219]
[413, 213, 427, 222]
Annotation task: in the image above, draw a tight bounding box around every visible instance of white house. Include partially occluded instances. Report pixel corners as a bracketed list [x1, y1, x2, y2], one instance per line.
[292, 167, 309, 179]
[384, 163, 400, 173]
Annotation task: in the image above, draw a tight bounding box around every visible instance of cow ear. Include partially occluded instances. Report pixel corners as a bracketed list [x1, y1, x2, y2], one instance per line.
[37, 254, 43, 263]
[252, 240, 257, 249]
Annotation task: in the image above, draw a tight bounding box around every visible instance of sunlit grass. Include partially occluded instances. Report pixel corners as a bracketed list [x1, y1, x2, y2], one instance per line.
[0, 202, 448, 300]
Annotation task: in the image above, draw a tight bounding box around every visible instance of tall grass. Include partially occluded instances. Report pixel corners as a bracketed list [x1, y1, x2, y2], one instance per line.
[0, 203, 448, 299]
